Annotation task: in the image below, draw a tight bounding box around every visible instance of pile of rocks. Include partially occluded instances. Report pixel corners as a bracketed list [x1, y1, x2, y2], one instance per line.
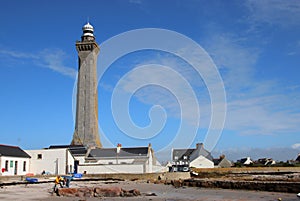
[55, 186, 140, 197]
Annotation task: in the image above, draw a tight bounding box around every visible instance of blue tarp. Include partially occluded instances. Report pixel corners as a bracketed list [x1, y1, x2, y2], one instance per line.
[73, 173, 82, 178]
[25, 177, 38, 183]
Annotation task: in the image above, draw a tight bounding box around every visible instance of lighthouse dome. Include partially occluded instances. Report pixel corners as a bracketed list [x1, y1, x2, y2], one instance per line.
[82, 22, 94, 37]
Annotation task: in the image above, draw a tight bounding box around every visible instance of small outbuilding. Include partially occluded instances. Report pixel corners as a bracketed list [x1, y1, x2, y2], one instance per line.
[0, 144, 31, 176]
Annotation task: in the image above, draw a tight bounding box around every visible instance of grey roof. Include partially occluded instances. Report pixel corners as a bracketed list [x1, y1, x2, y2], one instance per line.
[190, 146, 213, 161]
[213, 158, 232, 167]
[296, 154, 300, 162]
[172, 143, 213, 161]
[238, 157, 252, 164]
[213, 158, 220, 165]
[88, 147, 149, 159]
[0, 144, 31, 158]
[48, 145, 87, 156]
[172, 149, 194, 160]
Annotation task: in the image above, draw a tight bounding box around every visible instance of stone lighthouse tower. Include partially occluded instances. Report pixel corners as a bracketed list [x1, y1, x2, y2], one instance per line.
[71, 22, 102, 148]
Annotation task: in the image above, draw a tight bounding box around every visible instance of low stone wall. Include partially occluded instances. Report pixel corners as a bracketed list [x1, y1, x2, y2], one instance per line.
[80, 172, 190, 181]
[180, 179, 300, 193]
[193, 167, 300, 174]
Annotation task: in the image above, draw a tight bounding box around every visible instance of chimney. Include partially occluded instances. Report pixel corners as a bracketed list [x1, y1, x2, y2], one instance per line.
[117, 143, 122, 154]
[196, 143, 204, 149]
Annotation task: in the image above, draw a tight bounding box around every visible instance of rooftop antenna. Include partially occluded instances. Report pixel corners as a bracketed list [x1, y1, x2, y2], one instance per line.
[87, 16, 90, 24]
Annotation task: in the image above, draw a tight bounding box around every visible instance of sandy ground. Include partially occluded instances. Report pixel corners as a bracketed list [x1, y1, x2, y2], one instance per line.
[0, 180, 299, 201]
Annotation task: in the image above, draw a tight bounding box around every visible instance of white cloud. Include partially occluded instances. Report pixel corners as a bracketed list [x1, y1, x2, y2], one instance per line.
[115, 64, 201, 126]
[245, 0, 300, 27]
[292, 143, 300, 149]
[37, 49, 76, 78]
[0, 49, 39, 59]
[226, 95, 300, 135]
[205, 34, 260, 91]
[0, 48, 76, 78]
[101, 30, 300, 139]
[205, 33, 300, 136]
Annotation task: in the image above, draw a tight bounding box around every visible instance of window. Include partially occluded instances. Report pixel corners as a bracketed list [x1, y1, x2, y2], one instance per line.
[5, 160, 8, 171]
[108, 162, 113, 165]
[10, 161, 13, 168]
[23, 161, 26, 171]
[174, 156, 178, 160]
[183, 156, 187, 160]
[37, 154, 42, 159]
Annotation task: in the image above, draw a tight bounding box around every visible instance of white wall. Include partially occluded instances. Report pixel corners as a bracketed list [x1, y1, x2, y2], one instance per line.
[152, 165, 167, 173]
[26, 149, 74, 175]
[148, 150, 153, 172]
[243, 157, 253, 165]
[74, 156, 85, 164]
[78, 164, 145, 174]
[190, 155, 214, 168]
[85, 158, 135, 165]
[0, 156, 30, 176]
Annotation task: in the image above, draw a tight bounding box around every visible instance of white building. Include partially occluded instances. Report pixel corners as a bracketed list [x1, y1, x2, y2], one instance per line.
[0, 144, 31, 176]
[24, 144, 163, 175]
[78, 144, 163, 174]
[172, 143, 214, 170]
[238, 157, 253, 165]
[26, 147, 75, 175]
[190, 155, 214, 168]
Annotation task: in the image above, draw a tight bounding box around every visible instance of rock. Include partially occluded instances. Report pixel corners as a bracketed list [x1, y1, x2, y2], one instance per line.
[145, 192, 157, 196]
[122, 188, 141, 197]
[171, 180, 183, 188]
[77, 187, 94, 197]
[57, 187, 94, 197]
[57, 186, 141, 198]
[147, 179, 156, 183]
[94, 187, 122, 197]
[57, 188, 79, 197]
[130, 189, 141, 196]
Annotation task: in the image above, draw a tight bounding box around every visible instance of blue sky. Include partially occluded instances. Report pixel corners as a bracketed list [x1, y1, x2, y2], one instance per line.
[0, 0, 300, 161]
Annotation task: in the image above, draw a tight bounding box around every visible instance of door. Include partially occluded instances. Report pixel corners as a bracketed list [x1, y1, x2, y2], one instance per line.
[14, 161, 18, 175]
[74, 160, 79, 173]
